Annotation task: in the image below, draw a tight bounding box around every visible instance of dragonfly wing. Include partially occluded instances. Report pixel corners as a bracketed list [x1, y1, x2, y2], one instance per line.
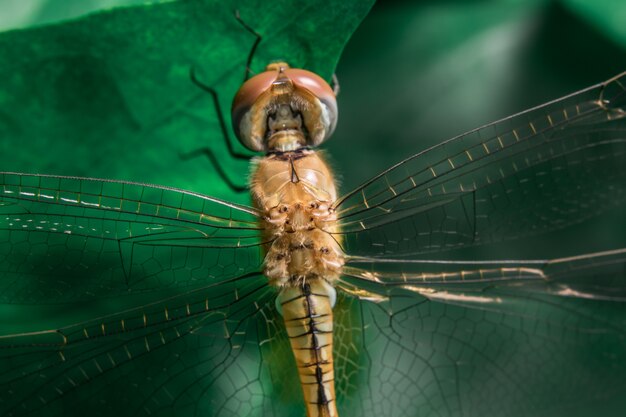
[335, 291, 626, 417]
[0, 272, 278, 417]
[334, 72, 626, 257]
[0, 172, 264, 303]
[341, 248, 626, 304]
[0, 173, 315, 417]
[331, 250, 626, 416]
[330, 73, 626, 415]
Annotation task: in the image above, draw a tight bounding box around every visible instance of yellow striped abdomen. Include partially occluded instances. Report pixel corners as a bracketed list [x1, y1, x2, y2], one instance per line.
[279, 279, 337, 417]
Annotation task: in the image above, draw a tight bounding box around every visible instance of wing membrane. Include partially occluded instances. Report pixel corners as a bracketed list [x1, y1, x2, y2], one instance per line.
[337, 266, 626, 417]
[335, 248, 626, 416]
[335, 73, 626, 257]
[0, 173, 298, 416]
[339, 248, 626, 305]
[0, 172, 264, 303]
[0, 272, 280, 417]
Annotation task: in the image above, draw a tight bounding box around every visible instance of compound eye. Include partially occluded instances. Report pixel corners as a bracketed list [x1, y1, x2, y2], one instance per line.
[231, 71, 278, 152]
[285, 68, 338, 147]
[231, 63, 338, 152]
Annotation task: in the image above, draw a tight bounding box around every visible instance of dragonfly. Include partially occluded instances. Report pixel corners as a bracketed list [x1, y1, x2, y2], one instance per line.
[1, 50, 626, 417]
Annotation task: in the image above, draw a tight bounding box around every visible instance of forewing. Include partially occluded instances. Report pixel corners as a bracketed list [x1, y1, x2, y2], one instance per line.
[334, 73, 626, 257]
[0, 172, 264, 304]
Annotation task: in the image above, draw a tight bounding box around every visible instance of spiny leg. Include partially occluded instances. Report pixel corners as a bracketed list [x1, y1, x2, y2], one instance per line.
[235, 9, 262, 82]
[237, 9, 339, 93]
[182, 10, 264, 193]
[181, 68, 250, 192]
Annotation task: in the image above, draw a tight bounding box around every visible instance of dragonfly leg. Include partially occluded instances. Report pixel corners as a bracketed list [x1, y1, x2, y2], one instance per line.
[182, 67, 250, 193]
[235, 10, 261, 82]
[331, 73, 340, 97]
[182, 11, 265, 193]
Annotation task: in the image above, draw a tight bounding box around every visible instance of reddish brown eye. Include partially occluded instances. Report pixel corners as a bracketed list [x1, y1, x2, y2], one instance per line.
[231, 62, 338, 152]
[231, 70, 278, 151]
[285, 68, 336, 112]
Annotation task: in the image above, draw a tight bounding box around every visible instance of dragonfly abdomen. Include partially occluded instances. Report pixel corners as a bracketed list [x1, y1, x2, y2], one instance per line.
[279, 280, 338, 417]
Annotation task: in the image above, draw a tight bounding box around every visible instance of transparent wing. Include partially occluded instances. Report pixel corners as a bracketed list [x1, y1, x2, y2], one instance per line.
[0, 172, 328, 417]
[0, 272, 277, 417]
[0, 172, 264, 303]
[334, 72, 626, 257]
[331, 249, 626, 416]
[0, 280, 374, 417]
[331, 69, 626, 416]
[340, 248, 626, 303]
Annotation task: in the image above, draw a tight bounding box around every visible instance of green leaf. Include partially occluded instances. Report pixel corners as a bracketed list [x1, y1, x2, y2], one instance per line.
[0, 0, 374, 203]
[0, 2, 374, 416]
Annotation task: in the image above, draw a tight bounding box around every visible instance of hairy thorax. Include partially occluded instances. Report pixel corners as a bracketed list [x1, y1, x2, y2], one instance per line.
[250, 148, 344, 287]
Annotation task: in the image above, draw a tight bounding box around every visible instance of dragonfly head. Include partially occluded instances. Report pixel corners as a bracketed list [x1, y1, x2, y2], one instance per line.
[231, 62, 338, 153]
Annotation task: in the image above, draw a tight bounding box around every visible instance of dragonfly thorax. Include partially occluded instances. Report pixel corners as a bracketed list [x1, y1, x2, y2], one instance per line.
[250, 149, 343, 288]
[264, 228, 344, 287]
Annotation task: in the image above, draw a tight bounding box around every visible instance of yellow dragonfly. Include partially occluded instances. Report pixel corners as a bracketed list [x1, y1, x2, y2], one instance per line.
[1, 3, 626, 416]
[1, 57, 625, 416]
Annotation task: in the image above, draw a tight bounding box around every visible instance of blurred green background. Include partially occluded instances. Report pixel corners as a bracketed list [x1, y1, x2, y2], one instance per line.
[0, 0, 149, 31]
